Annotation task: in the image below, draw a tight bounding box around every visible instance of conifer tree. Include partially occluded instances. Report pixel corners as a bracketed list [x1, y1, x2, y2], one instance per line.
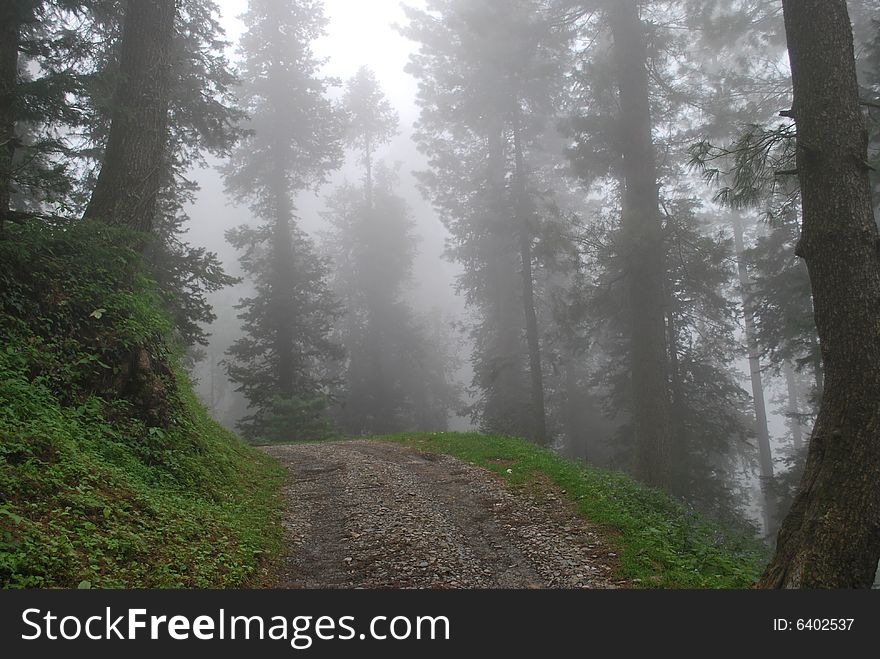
[324, 70, 457, 434]
[402, 0, 571, 443]
[222, 0, 345, 442]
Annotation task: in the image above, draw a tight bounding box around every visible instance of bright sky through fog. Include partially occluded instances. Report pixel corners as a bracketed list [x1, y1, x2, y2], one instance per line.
[203, 0, 459, 323]
[217, 0, 423, 117]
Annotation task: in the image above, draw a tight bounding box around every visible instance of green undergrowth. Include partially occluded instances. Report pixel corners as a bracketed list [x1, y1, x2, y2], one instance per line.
[0, 221, 284, 588]
[379, 432, 769, 588]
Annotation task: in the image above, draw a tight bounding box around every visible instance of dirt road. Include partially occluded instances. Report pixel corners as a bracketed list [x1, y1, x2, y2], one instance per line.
[262, 440, 626, 589]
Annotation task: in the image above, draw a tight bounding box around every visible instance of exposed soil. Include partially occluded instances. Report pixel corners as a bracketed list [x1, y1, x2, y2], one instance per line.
[262, 440, 629, 589]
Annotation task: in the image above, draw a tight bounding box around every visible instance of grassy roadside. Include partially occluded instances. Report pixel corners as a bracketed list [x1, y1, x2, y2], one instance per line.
[379, 432, 769, 588]
[0, 369, 286, 588]
[0, 218, 764, 588]
[0, 221, 285, 588]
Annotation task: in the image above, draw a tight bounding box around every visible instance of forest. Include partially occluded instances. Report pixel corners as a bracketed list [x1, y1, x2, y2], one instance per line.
[1, 0, 879, 591]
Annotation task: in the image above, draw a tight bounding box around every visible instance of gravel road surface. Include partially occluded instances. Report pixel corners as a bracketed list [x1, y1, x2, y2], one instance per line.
[262, 440, 627, 589]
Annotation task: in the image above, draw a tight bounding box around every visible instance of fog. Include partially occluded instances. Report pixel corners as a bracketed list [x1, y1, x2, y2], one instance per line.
[187, 0, 471, 433]
[7, 0, 880, 593]
[139, 0, 876, 537]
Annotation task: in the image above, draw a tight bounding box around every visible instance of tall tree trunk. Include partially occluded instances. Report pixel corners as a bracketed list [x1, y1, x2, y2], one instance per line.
[665, 307, 686, 494]
[732, 214, 777, 534]
[783, 361, 804, 453]
[482, 112, 526, 436]
[512, 104, 547, 445]
[83, 0, 175, 235]
[607, 0, 672, 487]
[759, 0, 880, 588]
[271, 183, 296, 399]
[262, 29, 298, 402]
[364, 129, 373, 209]
[0, 1, 22, 229]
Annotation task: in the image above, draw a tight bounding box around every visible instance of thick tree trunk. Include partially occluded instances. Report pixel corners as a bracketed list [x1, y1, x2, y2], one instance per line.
[759, 0, 880, 588]
[512, 106, 547, 445]
[608, 0, 672, 487]
[83, 0, 175, 235]
[732, 215, 777, 534]
[0, 1, 21, 229]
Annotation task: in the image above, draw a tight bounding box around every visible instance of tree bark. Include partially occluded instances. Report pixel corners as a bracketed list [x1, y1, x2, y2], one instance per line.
[607, 0, 672, 487]
[0, 1, 22, 229]
[512, 104, 548, 445]
[732, 215, 777, 535]
[759, 0, 880, 588]
[83, 0, 175, 235]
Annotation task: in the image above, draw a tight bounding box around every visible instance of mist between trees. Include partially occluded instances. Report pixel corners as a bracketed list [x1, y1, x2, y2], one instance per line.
[3, 0, 880, 588]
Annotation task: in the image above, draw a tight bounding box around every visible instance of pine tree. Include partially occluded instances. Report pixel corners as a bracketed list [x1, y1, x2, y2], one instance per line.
[759, 0, 880, 588]
[572, 192, 753, 520]
[145, 0, 244, 349]
[605, 0, 673, 487]
[0, 1, 25, 226]
[563, 1, 765, 518]
[34, 0, 241, 347]
[324, 70, 457, 434]
[222, 0, 345, 443]
[82, 0, 175, 234]
[402, 0, 571, 443]
[745, 211, 823, 397]
[1, 1, 241, 349]
[731, 213, 776, 535]
[0, 0, 94, 227]
[342, 66, 398, 207]
[226, 222, 343, 443]
[324, 172, 459, 435]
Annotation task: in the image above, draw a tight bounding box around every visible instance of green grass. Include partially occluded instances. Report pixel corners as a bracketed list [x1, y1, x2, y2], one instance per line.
[0, 366, 285, 588]
[378, 432, 769, 588]
[0, 221, 285, 588]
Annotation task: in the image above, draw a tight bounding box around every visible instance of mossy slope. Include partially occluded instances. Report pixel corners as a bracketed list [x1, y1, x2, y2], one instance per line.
[0, 221, 283, 588]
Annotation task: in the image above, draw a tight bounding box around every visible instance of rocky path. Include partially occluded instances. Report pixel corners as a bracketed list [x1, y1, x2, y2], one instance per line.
[262, 440, 627, 589]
